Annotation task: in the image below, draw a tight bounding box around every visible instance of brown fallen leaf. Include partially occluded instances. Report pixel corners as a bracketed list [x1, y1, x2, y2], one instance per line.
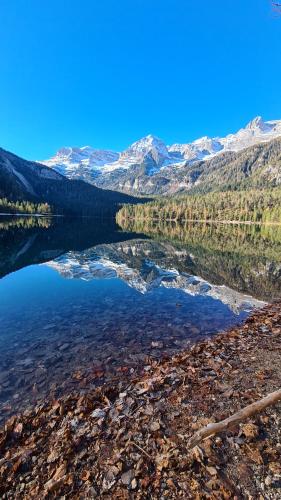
[52, 463, 67, 481]
[155, 453, 170, 471]
[13, 422, 23, 436]
[241, 422, 259, 439]
[206, 466, 217, 476]
[269, 461, 281, 474]
[12, 458, 22, 473]
[44, 476, 66, 493]
[80, 470, 91, 481]
[246, 446, 263, 465]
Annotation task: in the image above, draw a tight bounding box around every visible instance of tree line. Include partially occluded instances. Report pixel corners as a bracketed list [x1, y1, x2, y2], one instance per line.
[117, 188, 281, 224]
[0, 198, 52, 215]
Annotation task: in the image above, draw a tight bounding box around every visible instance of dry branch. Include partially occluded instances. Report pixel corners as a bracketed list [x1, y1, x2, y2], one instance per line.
[188, 388, 281, 449]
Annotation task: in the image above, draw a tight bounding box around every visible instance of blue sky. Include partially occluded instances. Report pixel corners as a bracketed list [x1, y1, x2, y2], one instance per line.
[0, 0, 280, 159]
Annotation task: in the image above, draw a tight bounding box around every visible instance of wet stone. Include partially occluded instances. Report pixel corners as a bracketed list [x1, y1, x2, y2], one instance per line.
[121, 470, 134, 486]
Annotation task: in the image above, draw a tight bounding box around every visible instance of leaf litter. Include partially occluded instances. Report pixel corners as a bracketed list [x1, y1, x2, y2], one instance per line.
[0, 302, 280, 498]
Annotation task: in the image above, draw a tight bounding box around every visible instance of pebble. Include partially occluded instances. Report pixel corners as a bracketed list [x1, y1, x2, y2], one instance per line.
[91, 408, 106, 419]
[265, 476, 272, 486]
[121, 470, 134, 485]
[131, 478, 137, 489]
[150, 421, 160, 432]
[206, 466, 217, 476]
[59, 343, 70, 351]
[151, 341, 164, 348]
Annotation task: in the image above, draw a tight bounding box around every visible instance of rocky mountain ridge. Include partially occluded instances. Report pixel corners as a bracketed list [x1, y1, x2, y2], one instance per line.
[41, 117, 281, 194]
[88, 136, 281, 195]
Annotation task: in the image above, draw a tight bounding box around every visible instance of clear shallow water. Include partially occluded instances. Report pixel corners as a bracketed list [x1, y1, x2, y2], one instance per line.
[0, 216, 280, 421]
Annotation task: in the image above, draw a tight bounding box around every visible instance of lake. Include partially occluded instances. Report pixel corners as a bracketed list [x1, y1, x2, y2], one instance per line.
[0, 216, 280, 422]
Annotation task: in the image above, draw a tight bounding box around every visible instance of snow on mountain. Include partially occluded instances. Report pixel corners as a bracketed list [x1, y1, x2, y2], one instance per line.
[120, 134, 170, 166]
[41, 116, 281, 182]
[43, 146, 120, 179]
[168, 136, 223, 162]
[219, 116, 281, 153]
[98, 135, 173, 175]
[42, 135, 173, 179]
[168, 117, 281, 164]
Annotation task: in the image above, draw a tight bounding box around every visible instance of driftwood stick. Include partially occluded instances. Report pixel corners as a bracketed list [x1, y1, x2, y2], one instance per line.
[188, 388, 281, 449]
[129, 440, 153, 461]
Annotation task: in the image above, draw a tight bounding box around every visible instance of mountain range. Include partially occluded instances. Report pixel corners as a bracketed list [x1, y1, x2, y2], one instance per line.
[42, 116, 281, 195]
[0, 147, 141, 215]
[1, 116, 280, 209]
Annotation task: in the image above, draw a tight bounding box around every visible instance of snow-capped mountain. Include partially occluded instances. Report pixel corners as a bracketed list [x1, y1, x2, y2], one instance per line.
[218, 116, 281, 153]
[44, 146, 120, 179]
[43, 134, 176, 180]
[169, 117, 281, 161]
[117, 135, 172, 172]
[168, 136, 224, 162]
[41, 116, 281, 193]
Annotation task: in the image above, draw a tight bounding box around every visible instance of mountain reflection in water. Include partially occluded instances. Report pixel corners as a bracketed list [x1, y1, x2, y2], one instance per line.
[0, 216, 280, 422]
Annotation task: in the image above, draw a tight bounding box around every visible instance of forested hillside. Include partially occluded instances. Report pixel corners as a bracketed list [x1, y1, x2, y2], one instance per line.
[0, 147, 141, 216]
[117, 188, 281, 224]
[97, 137, 281, 195]
[186, 137, 281, 194]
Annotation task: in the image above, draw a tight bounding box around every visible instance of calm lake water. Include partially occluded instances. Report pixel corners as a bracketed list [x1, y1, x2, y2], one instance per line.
[0, 216, 280, 421]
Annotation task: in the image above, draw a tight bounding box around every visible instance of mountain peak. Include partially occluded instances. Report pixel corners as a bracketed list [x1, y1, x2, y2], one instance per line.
[131, 134, 166, 148]
[194, 135, 210, 142]
[42, 116, 281, 187]
[57, 146, 73, 157]
[124, 135, 169, 164]
[246, 116, 267, 131]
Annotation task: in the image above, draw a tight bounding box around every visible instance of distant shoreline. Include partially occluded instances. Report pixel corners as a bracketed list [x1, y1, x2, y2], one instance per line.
[118, 217, 281, 226]
[1, 213, 281, 225]
[0, 213, 117, 219]
[0, 213, 63, 217]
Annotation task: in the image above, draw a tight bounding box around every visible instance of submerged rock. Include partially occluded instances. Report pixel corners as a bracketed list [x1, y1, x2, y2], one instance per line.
[0, 302, 280, 498]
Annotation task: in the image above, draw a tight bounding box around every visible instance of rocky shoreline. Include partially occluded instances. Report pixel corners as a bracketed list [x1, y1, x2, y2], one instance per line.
[0, 302, 280, 498]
